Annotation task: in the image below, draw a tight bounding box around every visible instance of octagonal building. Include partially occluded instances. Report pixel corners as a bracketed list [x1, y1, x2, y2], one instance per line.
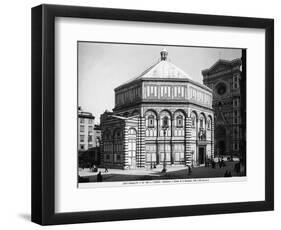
[100, 49, 214, 169]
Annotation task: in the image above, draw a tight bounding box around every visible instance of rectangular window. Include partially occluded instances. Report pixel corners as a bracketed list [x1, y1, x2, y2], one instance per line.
[88, 126, 93, 132]
[80, 118, 84, 123]
[88, 135, 92, 142]
[80, 125, 84, 132]
[88, 119, 93, 124]
[148, 116, 155, 128]
[233, 99, 239, 107]
[80, 144, 84, 150]
[146, 153, 152, 162]
[160, 153, 171, 161]
[80, 135, 85, 142]
[233, 77, 237, 89]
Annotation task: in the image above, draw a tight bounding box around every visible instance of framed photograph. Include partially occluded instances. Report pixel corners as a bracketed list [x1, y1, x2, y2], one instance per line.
[31, 4, 274, 225]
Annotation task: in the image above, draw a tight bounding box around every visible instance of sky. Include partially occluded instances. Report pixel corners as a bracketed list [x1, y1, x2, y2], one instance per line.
[78, 42, 241, 123]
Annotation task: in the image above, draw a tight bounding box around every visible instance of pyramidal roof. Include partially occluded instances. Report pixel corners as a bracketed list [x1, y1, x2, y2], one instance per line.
[117, 49, 191, 88]
[137, 58, 191, 80]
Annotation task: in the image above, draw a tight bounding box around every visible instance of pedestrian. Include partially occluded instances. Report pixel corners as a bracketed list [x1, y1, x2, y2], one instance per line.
[104, 166, 108, 173]
[188, 165, 192, 175]
[218, 159, 222, 168]
[97, 172, 103, 182]
[234, 162, 240, 175]
[92, 164, 98, 172]
[212, 159, 216, 169]
[207, 158, 211, 168]
[224, 170, 229, 177]
[221, 158, 225, 167]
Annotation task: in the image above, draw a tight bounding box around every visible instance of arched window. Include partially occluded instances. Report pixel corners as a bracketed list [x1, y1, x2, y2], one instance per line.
[128, 128, 137, 136]
[148, 115, 155, 128]
[200, 117, 203, 128]
[234, 128, 238, 138]
[162, 116, 169, 128]
[113, 129, 122, 140]
[207, 119, 211, 129]
[104, 131, 111, 141]
[191, 116, 196, 128]
[176, 115, 183, 127]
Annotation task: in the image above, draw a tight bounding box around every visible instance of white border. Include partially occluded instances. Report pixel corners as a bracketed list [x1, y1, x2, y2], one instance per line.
[79, 177, 247, 189]
[55, 17, 265, 213]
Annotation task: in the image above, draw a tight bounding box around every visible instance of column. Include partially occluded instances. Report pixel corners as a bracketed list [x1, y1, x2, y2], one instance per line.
[137, 116, 146, 167]
[211, 117, 215, 158]
[170, 117, 174, 164]
[156, 116, 160, 164]
[185, 116, 192, 166]
[100, 130, 104, 167]
[123, 124, 129, 169]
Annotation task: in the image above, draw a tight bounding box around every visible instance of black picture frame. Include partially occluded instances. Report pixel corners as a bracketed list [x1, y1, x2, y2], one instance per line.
[31, 4, 274, 225]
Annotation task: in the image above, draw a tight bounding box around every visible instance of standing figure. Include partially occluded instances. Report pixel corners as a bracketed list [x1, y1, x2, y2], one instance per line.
[97, 172, 103, 182]
[188, 165, 192, 175]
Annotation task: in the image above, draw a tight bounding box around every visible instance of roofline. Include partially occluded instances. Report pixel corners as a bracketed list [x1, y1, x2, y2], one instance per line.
[201, 58, 242, 76]
[114, 77, 212, 93]
[114, 79, 142, 91]
[113, 100, 213, 112]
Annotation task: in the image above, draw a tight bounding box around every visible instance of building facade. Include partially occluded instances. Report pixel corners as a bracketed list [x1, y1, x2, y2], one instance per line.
[78, 108, 101, 151]
[202, 58, 242, 157]
[100, 50, 214, 169]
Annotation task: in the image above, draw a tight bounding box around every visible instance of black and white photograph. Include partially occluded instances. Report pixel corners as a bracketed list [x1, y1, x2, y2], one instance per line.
[77, 42, 246, 187]
[29, 3, 274, 226]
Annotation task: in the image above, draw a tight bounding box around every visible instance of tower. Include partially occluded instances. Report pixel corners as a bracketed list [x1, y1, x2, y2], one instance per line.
[202, 58, 242, 157]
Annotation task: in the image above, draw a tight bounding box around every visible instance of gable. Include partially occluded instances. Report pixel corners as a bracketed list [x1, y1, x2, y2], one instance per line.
[208, 61, 232, 75]
[215, 109, 227, 126]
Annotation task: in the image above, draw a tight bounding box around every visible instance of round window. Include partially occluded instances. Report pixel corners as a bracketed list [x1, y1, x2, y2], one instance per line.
[216, 83, 227, 95]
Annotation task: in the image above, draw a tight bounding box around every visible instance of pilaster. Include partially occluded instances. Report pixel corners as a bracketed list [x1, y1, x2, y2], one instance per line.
[123, 125, 129, 169]
[185, 116, 192, 166]
[138, 116, 146, 167]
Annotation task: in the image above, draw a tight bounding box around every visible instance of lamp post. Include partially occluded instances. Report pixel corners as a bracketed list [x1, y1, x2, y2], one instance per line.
[162, 116, 169, 173]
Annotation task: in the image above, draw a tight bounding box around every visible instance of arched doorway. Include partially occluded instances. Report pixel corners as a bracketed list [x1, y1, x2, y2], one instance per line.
[215, 126, 226, 155]
[128, 128, 137, 169]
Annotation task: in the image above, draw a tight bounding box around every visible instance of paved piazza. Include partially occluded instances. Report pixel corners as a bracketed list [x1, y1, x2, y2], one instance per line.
[78, 161, 242, 183]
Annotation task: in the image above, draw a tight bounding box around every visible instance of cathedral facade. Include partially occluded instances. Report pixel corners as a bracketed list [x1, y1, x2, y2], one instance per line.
[100, 50, 214, 169]
[202, 58, 242, 157]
